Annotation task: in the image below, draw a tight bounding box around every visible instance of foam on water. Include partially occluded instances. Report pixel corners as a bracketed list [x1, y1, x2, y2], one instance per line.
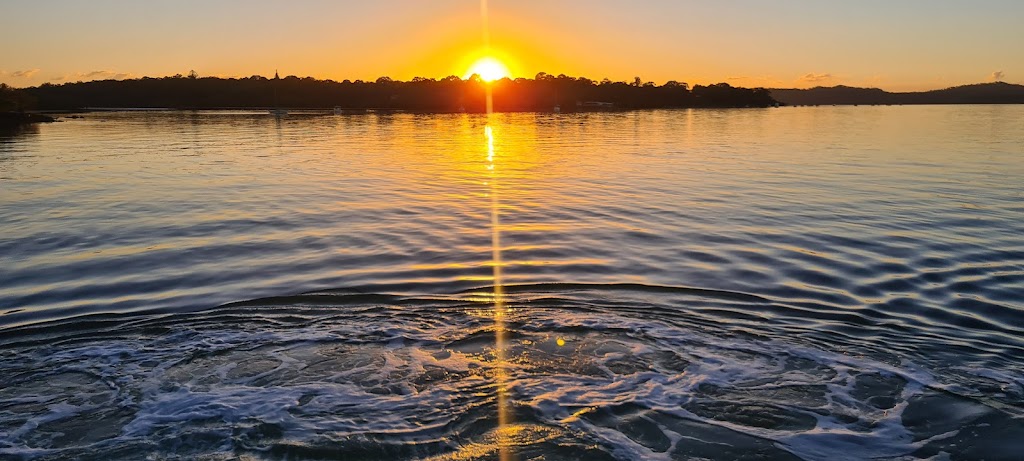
[2, 286, 1021, 460]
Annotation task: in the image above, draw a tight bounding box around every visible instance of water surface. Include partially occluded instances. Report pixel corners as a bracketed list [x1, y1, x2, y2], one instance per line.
[1, 107, 1022, 460]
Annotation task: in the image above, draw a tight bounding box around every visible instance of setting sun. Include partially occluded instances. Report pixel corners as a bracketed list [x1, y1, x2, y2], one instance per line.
[463, 56, 511, 82]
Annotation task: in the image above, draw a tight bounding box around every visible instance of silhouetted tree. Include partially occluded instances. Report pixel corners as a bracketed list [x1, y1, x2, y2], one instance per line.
[691, 83, 774, 107]
[0, 83, 36, 112]
[19, 73, 778, 111]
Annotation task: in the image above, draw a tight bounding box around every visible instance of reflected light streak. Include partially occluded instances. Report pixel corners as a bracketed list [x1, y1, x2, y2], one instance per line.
[479, 4, 512, 461]
[486, 120, 513, 461]
[481, 3, 511, 460]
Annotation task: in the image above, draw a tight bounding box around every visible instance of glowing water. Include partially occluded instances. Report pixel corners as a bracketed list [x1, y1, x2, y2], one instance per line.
[1, 106, 1023, 459]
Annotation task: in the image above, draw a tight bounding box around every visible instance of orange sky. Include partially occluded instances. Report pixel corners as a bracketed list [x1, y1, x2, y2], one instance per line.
[1, 1, 1022, 91]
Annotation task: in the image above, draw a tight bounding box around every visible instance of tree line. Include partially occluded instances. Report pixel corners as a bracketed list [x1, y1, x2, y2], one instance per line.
[10, 73, 777, 112]
[1, 83, 37, 112]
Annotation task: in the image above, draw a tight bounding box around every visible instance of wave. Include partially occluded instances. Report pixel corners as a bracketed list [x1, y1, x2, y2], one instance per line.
[1, 284, 1021, 460]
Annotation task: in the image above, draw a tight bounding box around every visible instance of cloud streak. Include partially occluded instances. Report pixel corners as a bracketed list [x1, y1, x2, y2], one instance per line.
[798, 72, 835, 84]
[56, 70, 134, 82]
[990, 70, 1005, 81]
[0, 69, 41, 79]
[11, 69, 40, 78]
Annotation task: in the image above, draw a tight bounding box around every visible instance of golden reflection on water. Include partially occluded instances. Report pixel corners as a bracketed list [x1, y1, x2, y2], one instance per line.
[479, 0, 512, 452]
[486, 120, 513, 461]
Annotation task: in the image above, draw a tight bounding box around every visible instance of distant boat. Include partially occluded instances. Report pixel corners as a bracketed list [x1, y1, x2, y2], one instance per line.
[333, 106, 343, 115]
[269, 108, 288, 117]
[553, 104, 561, 113]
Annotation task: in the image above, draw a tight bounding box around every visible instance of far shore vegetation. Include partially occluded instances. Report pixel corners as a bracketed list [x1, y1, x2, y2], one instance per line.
[5, 74, 1023, 117]
[6, 73, 776, 112]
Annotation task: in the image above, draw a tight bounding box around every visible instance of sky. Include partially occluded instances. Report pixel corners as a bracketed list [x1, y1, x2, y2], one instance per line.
[2, 0, 1022, 91]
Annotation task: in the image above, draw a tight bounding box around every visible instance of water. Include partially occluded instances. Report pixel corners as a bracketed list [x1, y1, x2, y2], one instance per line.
[1, 107, 1022, 460]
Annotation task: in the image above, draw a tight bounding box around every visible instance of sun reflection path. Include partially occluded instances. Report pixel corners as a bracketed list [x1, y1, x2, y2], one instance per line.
[479, 1, 513, 459]
[486, 120, 513, 461]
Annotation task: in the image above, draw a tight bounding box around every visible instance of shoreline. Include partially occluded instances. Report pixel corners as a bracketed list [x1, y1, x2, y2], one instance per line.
[0, 111, 56, 126]
[25, 102, 1024, 119]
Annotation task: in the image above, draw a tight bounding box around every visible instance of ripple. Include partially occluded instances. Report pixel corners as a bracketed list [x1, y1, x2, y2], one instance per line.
[2, 108, 1024, 457]
[2, 289, 1021, 460]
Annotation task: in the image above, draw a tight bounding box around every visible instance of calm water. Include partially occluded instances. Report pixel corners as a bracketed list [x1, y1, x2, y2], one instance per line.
[1, 107, 1022, 460]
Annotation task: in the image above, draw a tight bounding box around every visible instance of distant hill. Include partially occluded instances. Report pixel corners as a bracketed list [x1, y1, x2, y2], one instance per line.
[770, 82, 1024, 106]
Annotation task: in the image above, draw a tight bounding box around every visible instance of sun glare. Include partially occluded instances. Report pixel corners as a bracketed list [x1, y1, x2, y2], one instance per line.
[464, 56, 511, 82]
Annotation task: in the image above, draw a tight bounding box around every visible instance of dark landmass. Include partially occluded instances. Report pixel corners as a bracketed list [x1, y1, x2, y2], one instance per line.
[1, 85, 56, 125]
[0, 112, 55, 127]
[10, 73, 776, 112]
[770, 82, 1024, 106]
[11, 75, 1020, 115]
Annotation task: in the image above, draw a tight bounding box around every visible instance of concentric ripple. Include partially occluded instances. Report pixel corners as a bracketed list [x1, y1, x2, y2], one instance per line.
[1, 287, 1021, 460]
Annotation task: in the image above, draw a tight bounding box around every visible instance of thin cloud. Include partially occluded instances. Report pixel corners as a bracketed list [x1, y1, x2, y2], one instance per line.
[10, 69, 41, 78]
[726, 76, 750, 81]
[57, 70, 134, 82]
[798, 72, 835, 83]
[0, 69, 41, 80]
[990, 71, 1005, 81]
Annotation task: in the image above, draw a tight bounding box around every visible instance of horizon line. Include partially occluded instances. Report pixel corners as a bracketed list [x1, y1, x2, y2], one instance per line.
[5, 73, 1021, 94]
